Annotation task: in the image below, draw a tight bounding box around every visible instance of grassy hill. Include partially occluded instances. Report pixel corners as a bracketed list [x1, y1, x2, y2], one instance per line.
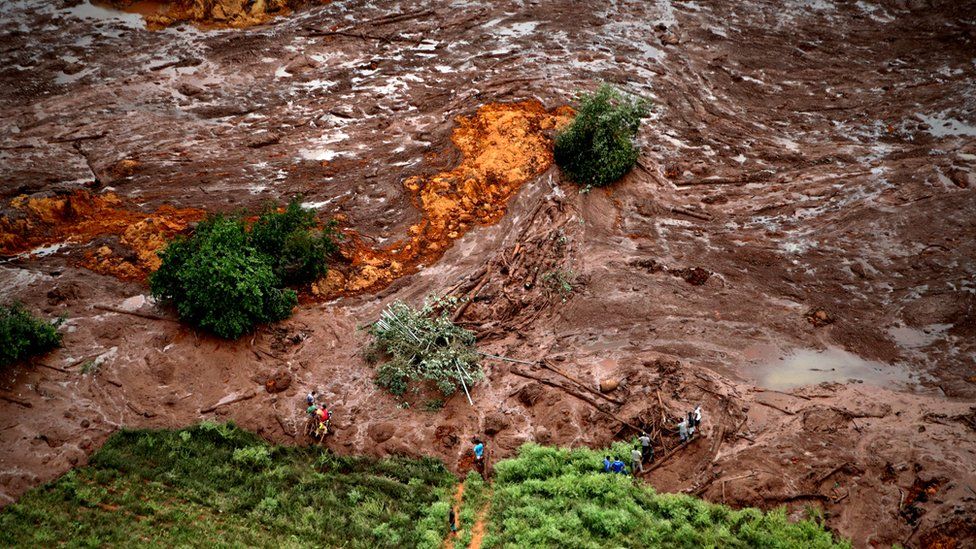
[0, 424, 848, 548]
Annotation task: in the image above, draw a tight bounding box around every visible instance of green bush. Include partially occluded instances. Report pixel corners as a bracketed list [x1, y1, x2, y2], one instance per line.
[249, 199, 340, 285]
[150, 215, 297, 339]
[554, 83, 650, 189]
[0, 303, 62, 366]
[150, 199, 338, 339]
[367, 296, 483, 397]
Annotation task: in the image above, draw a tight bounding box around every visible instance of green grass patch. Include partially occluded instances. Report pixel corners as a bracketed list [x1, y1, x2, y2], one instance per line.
[0, 423, 454, 548]
[482, 443, 849, 548]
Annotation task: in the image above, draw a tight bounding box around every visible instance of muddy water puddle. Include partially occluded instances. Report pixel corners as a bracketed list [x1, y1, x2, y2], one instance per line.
[744, 345, 919, 391]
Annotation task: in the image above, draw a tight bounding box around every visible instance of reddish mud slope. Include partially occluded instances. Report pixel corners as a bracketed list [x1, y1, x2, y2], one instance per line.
[1, 1, 975, 547]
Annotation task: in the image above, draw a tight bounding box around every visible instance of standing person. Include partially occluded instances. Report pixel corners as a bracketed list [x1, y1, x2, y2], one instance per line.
[448, 507, 457, 534]
[639, 432, 653, 464]
[687, 411, 696, 439]
[603, 455, 612, 473]
[678, 416, 689, 443]
[631, 446, 644, 476]
[693, 405, 703, 430]
[473, 439, 486, 477]
[305, 390, 317, 406]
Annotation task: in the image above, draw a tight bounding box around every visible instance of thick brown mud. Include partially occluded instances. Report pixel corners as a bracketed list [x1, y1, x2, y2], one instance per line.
[1, 1, 975, 547]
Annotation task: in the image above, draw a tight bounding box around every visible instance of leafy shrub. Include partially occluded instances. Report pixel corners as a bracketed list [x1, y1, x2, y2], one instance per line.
[0, 303, 62, 366]
[150, 215, 297, 339]
[554, 83, 650, 189]
[249, 199, 340, 285]
[367, 296, 483, 397]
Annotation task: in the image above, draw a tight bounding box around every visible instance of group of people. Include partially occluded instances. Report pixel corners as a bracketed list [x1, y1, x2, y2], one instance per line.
[304, 390, 332, 442]
[602, 431, 655, 477]
[602, 406, 704, 477]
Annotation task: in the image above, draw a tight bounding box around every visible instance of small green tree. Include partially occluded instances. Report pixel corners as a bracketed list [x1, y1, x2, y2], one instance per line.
[366, 297, 483, 397]
[249, 198, 340, 285]
[150, 215, 297, 339]
[554, 84, 650, 189]
[0, 303, 62, 366]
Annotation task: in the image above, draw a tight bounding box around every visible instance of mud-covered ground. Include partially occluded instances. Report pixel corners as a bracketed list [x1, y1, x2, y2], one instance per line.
[2, 0, 975, 546]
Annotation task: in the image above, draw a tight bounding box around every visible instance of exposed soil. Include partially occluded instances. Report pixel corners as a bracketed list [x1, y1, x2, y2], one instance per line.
[2, 1, 975, 547]
[100, 0, 326, 29]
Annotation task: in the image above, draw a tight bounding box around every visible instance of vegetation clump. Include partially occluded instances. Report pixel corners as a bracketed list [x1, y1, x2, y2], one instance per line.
[249, 199, 340, 285]
[150, 198, 338, 339]
[0, 303, 62, 367]
[482, 443, 848, 548]
[366, 296, 483, 397]
[0, 427, 849, 548]
[0, 423, 454, 548]
[554, 83, 650, 189]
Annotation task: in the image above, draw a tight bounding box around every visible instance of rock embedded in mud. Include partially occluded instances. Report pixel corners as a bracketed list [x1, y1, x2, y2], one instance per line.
[515, 383, 544, 407]
[599, 378, 620, 393]
[367, 422, 396, 443]
[805, 308, 834, 327]
[483, 411, 510, 435]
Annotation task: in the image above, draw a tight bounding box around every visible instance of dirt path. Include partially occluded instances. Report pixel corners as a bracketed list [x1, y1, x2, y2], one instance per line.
[467, 495, 491, 549]
[442, 481, 465, 549]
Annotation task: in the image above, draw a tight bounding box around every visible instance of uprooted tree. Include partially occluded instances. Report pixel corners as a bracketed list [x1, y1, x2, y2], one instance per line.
[366, 296, 484, 399]
[150, 198, 339, 339]
[554, 83, 651, 189]
[0, 303, 63, 367]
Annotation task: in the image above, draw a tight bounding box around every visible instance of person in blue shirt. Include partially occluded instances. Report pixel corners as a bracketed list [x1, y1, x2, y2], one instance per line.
[473, 439, 486, 477]
[603, 455, 612, 473]
[611, 457, 627, 474]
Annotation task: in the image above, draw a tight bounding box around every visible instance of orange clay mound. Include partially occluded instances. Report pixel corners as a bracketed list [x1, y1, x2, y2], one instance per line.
[0, 190, 204, 280]
[314, 100, 573, 297]
[100, 0, 329, 30]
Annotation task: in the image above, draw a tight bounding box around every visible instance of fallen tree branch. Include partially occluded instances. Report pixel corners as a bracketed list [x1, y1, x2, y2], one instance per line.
[510, 368, 639, 431]
[200, 391, 257, 414]
[754, 399, 796, 415]
[816, 462, 852, 485]
[126, 402, 155, 418]
[480, 353, 537, 366]
[540, 360, 624, 405]
[453, 268, 491, 322]
[93, 305, 177, 323]
[753, 388, 811, 401]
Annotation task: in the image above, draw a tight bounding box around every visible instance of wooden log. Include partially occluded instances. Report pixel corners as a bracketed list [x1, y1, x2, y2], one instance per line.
[200, 391, 257, 414]
[509, 369, 640, 431]
[816, 462, 852, 485]
[754, 399, 796, 415]
[453, 268, 491, 322]
[753, 388, 812, 401]
[540, 360, 623, 405]
[93, 305, 177, 323]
